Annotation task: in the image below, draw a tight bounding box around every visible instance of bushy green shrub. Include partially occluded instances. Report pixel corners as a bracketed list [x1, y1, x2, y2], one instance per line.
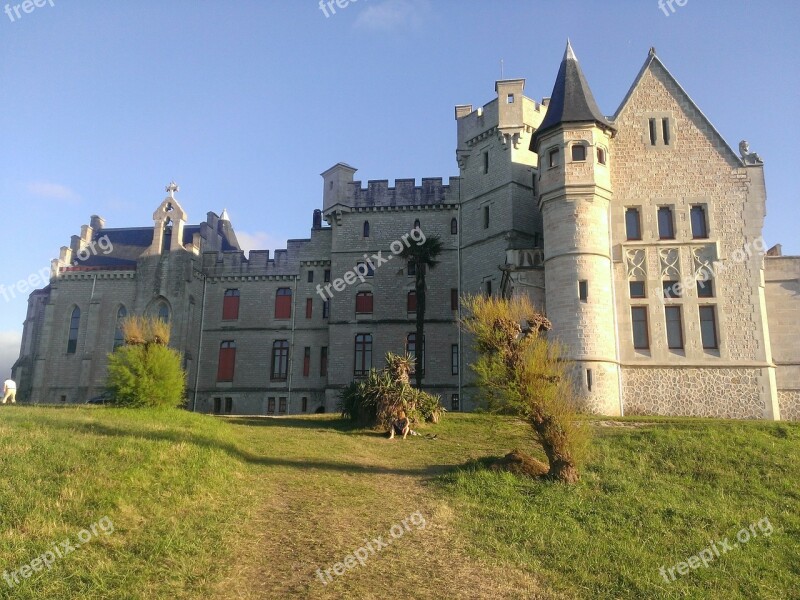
[107, 340, 186, 409]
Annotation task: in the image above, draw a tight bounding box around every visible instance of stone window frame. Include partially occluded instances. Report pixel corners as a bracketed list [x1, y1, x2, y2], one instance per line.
[570, 142, 588, 163]
[642, 112, 676, 149]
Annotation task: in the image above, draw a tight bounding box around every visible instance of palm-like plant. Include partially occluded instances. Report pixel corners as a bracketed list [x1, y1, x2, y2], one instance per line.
[399, 234, 443, 388]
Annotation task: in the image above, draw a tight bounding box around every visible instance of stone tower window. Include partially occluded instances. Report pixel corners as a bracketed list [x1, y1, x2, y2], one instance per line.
[648, 118, 657, 146]
[407, 291, 417, 313]
[548, 147, 560, 168]
[597, 147, 607, 165]
[222, 289, 240, 321]
[450, 218, 458, 235]
[507, 94, 515, 104]
[483, 206, 490, 229]
[662, 118, 671, 145]
[275, 288, 292, 319]
[571, 144, 586, 162]
[113, 306, 127, 349]
[629, 281, 646, 298]
[66, 306, 80, 354]
[363, 221, 370, 238]
[483, 151, 489, 174]
[579, 280, 588, 302]
[586, 369, 593, 392]
[413, 218, 421, 230]
[658, 207, 675, 240]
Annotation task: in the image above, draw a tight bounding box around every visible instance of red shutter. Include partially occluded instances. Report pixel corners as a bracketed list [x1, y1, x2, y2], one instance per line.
[407, 291, 417, 312]
[303, 348, 310, 377]
[305, 298, 313, 319]
[356, 292, 373, 314]
[217, 344, 236, 382]
[275, 289, 292, 319]
[222, 294, 239, 320]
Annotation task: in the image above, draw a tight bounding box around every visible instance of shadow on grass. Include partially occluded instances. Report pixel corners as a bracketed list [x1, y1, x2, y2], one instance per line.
[38, 417, 457, 479]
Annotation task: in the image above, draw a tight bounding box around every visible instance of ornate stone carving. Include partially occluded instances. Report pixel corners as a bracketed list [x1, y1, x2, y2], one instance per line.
[739, 140, 763, 165]
[625, 248, 647, 279]
[691, 244, 718, 278]
[659, 247, 680, 279]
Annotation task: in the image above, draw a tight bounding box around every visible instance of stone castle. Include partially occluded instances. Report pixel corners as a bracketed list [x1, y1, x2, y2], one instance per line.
[13, 43, 800, 420]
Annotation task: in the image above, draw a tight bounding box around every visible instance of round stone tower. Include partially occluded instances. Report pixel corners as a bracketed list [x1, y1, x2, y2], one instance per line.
[530, 41, 621, 415]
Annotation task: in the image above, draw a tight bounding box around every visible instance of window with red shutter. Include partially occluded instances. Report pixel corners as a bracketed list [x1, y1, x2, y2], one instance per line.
[450, 288, 458, 311]
[407, 291, 417, 312]
[303, 347, 311, 377]
[305, 298, 313, 319]
[217, 341, 236, 382]
[222, 289, 240, 320]
[355, 291, 373, 314]
[275, 288, 292, 319]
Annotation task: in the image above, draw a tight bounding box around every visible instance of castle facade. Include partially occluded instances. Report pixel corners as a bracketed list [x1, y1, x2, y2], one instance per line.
[13, 44, 800, 420]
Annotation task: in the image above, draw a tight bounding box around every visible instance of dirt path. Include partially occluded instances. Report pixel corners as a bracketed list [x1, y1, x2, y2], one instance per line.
[212, 421, 558, 600]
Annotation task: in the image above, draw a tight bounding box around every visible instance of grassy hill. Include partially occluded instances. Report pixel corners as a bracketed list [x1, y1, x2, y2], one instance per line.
[0, 407, 797, 599]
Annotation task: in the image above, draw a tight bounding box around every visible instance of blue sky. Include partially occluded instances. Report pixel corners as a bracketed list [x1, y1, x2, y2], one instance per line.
[1, 0, 797, 376]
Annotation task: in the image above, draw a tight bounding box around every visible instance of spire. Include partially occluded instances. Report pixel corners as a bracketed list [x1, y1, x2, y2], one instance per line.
[220, 208, 230, 221]
[530, 41, 615, 151]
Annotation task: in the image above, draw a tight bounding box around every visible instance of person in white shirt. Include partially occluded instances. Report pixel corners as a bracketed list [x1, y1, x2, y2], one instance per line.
[2, 379, 16, 404]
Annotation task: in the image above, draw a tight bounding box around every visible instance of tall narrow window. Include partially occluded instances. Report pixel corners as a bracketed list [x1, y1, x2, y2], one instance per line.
[649, 118, 657, 145]
[222, 289, 240, 320]
[483, 205, 490, 229]
[275, 288, 292, 319]
[657, 207, 675, 239]
[451, 344, 459, 375]
[271, 340, 289, 380]
[213, 397, 221, 414]
[579, 280, 588, 302]
[267, 397, 275, 413]
[320, 346, 328, 376]
[322, 299, 330, 319]
[662, 118, 671, 145]
[407, 260, 417, 276]
[301, 397, 308, 413]
[483, 151, 489, 174]
[303, 347, 311, 377]
[625, 208, 641, 240]
[665, 306, 684, 350]
[217, 341, 236, 382]
[324, 269, 331, 283]
[631, 307, 649, 350]
[113, 306, 127, 349]
[307, 270, 314, 283]
[279, 397, 287, 414]
[305, 298, 313, 319]
[363, 221, 370, 238]
[354, 334, 372, 376]
[699, 306, 719, 349]
[407, 333, 424, 375]
[355, 291, 374, 314]
[450, 288, 458, 311]
[450, 218, 458, 235]
[407, 291, 417, 313]
[224, 397, 233, 414]
[571, 144, 586, 161]
[597, 147, 607, 165]
[413, 218, 421, 230]
[548, 147, 559, 168]
[451, 394, 460, 411]
[67, 307, 80, 354]
[485, 280, 492, 297]
[586, 369, 593, 392]
[690, 205, 708, 239]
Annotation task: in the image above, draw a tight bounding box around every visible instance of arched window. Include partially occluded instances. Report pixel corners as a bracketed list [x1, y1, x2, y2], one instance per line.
[355, 291, 374, 314]
[406, 333, 424, 375]
[363, 221, 370, 238]
[571, 144, 586, 162]
[450, 218, 458, 235]
[413, 218, 421, 230]
[67, 307, 80, 354]
[354, 334, 372, 376]
[157, 302, 170, 323]
[407, 291, 417, 313]
[222, 289, 240, 320]
[271, 340, 289, 381]
[113, 306, 127, 349]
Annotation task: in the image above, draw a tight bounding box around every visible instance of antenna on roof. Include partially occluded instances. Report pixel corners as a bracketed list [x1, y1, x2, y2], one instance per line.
[500, 59, 504, 79]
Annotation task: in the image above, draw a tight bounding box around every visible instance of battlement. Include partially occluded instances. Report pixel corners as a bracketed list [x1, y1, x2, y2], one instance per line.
[346, 176, 460, 208]
[200, 239, 307, 277]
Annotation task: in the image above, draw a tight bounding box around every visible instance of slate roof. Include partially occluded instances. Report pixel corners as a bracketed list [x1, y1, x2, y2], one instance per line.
[530, 41, 615, 151]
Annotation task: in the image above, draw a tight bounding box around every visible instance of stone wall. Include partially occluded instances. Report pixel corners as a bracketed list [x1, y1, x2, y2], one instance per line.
[778, 390, 800, 422]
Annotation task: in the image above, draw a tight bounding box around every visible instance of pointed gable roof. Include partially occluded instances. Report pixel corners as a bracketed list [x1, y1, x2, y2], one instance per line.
[530, 41, 615, 151]
[613, 47, 744, 166]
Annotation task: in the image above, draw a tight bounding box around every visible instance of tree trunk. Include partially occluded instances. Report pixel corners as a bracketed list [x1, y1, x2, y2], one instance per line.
[532, 416, 580, 484]
[414, 269, 425, 389]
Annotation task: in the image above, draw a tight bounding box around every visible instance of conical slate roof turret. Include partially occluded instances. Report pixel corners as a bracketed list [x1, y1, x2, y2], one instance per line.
[530, 40, 615, 151]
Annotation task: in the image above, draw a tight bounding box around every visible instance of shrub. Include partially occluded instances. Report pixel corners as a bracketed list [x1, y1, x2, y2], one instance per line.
[107, 344, 186, 409]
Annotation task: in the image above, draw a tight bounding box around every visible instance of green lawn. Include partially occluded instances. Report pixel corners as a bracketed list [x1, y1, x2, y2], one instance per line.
[0, 407, 797, 599]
